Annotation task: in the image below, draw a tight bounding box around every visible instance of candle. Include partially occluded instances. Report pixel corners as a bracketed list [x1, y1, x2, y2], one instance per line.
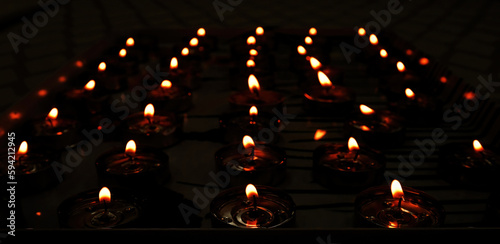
[214, 135, 287, 187]
[378, 60, 427, 102]
[438, 140, 500, 189]
[167, 56, 201, 90]
[93, 60, 129, 91]
[387, 88, 442, 126]
[59, 79, 110, 121]
[229, 57, 275, 91]
[228, 74, 285, 114]
[145, 79, 193, 113]
[57, 187, 143, 228]
[298, 57, 344, 89]
[355, 180, 445, 228]
[95, 140, 170, 187]
[210, 184, 295, 228]
[313, 137, 385, 190]
[29, 107, 80, 150]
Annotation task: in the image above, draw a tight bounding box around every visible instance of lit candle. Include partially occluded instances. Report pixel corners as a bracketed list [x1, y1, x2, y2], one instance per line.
[228, 74, 285, 114]
[387, 87, 442, 126]
[31, 107, 79, 150]
[146, 79, 193, 113]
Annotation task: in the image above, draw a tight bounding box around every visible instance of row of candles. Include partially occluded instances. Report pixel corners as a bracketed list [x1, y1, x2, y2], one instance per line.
[6, 27, 499, 229]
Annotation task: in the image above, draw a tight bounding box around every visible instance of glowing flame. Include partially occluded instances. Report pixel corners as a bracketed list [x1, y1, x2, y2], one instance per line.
[305, 36, 313, 45]
[75, 60, 83, 68]
[419, 57, 429, 66]
[18, 141, 28, 155]
[369, 34, 378, 45]
[360, 125, 371, 131]
[119, 48, 127, 58]
[181, 47, 189, 56]
[98, 62, 106, 72]
[161, 80, 172, 89]
[380, 49, 388, 58]
[38, 89, 48, 97]
[314, 129, 326, 141]
[126, 37, 135, 47]
[358, 28, 366, 36]
[309, 27, 317, 36]
[170, 57, 178, 69]
[197, 28, 206, 37]
[473, 140, 484, 152]
[360, 104, 375, 115]
[464, 91, 475, 100]
[406, 49, 413, 56]
[84, 80, 96, 91]
[310, 57, 322, 70]
[125, 140, 136, 155]
[189, 37, 199, 47]
[348, 137, 359, 151]
[246, 59, 255, 68]
[242, 135, 255, 149]
[248, 74, 260, 94]
[247, 36, 256, 45]
[297, 45, 307, 55]
[249, 49, 258, 56]
[246, 184, 259, 200]
[144, 104, 155, 118]
[255, 27, 264, 36]
[391, 179, 404, 199]
[47, 108, 58, 120]
[99, 187, 111, 203]
[405, 88, 415, 100]
[440, 76, 447, 83]
[317, 71, 332, 88]
[249, 106, 258, 116]
[397, 61, 405, 72]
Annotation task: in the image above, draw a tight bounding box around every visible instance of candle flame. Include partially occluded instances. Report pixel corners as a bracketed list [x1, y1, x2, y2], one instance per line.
[348, 137, 359, 151]
[119, 48, 127, 58]
[161, 80, 172, 89]
[314, 129, 326, 141]
[305, 36, 313, 45]
[473, 140, 484, 152]
[406, 49, 413, 56]
[391, 180, 404, 199]
[247, 36, 256, 45]
[144, 104, 155, 118]
[126, 37, 135, 47]
[125, 140, 136, 155]
[18, 141, 28, 155]
[249, 49, 258, 56]
[242, 135, 255, 149]
[84, 80, 96, 91]
[358, 28, 366, 36]
[98, 62, 106, 72]
[405, 88, 415, 100]
[397, 61, 405, 72]
[245, 184, 259, 200]
[249, 106, 258, 116]
[360, 104, 375, 115]
[181, 47, 189, 56]
[189, 37, 199, 47]
[75, 60, 84, 68]
[419, 57, 429, 66]
[464, 91, 475, 100]
[246, 59, 255, 68]
[99, 187, 111, 203]
[379, 49, 388, 58]
[297, 45, 307, 55]
[440, 76, 447, 83]
[310, 57, 322, 70]
[309, 27, 317, 36]
[248, 74, 260, 94]
[170, 57, 178, 69]
[47, 108, 58, 120]
[360, 125, 371, 131]
[255, 27, 264, 36]
[317, 71, 332, 88]
[197, 28, 206, 37]
[369, 34, 378, 45]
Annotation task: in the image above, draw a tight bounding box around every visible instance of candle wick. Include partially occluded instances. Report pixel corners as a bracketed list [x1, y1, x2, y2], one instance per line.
[146, 117, 152, 124]
[252, 88, 260, 98]
[353, 150, 360, 161]
[253, 195, 257, 211]
[103, 200, 108, 214]
[46, 118, 54, 128]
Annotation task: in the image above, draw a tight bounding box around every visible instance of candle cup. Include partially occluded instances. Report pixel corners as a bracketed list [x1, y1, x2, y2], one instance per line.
[145, 85, 193, 113]
[219, 110, 281, 144]
[214, 143, 287, 187]
[122, 112, 182, 148]
[58, 87, 111, 123]
[313, 143, 385, 190]
[228, 91, 285, 115]
[379, 72, 422, 102]
[210, 185, 295, 228]
[57, 187, 143, 228]
[355, 184, 445, 228]
[387, 91, 442, 127]
[438, 143, 500, 189]
[95, 147, 170, 188]
[303, 85, 355, 117]
[27, 116, 81, 150]
[168, 67, 202, 90]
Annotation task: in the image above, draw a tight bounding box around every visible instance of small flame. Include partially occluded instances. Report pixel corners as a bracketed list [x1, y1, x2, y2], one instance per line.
[99, 187, 111, 203]
[170, 57, 178, 69]
[391, 179, 404, 199]
[249, 49, 258, 56]
[310, 57, 322, 70]
[75, 60, 84, 68]
[380, 49, 388, 58]
[360, 125, 371, 131]
[119, 48, 127, 58]
[348, 137, 359, 151]
[126, 37, 135, 47]
[360, 104, 375, 115]
[314, 129, 327, 141]
[189, 37, 199, 47]
[419, 57, 429, 66]
[245, 184, 259, 200]
[161, 80, 172, 89]
[358, 28, 366, 36]
[405, 88, 415, 100]
[84, 80, 96, 91]
[181, 47, 189, 56]
[317, 71, 332, 88]
[255, 27, 264, 36]
[464, 91, 475, 100]
[297, 45, 307, 55]
[47, 108, 58, 120]
[144, 104, 155, 118]
[473, 140, 484, 152]
[440, 76, 447, 83]
[18, 141, 28, 155]
[397, 61, 405, 72]
[197, 28, 206, 37]
[242, 135, 255, 149]
[38, 89, 48, 97]
[369, 34, 378, 45]
[305, 36, 313, 45]
[247, 36, 256, 45]
[405, 49, 413, 56]
[125, 140, 136, 155]
[98, 62, 106, 72]
[249, 106, 258, 116]
[246, 59, 255, 68]
[248, 74, 260, 94]
[309, 27, 317, 36]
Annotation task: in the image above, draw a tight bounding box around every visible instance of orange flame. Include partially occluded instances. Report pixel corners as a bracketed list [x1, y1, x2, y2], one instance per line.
[473, 140, 484, 152]
[369, 34, 378, 45]
[119, 48, 127, 58]
[249, 106, 258, 116]
[125, 140, 136, 155]
[144, 104, 155, 118]
[84, 80, 96, 91]
[348, 137, 359, 151]
[419, 57, 429, 66]
[99, 187, 111, 203]
[98, 62, 106, 72]
[405, 49, 413, 56]
[170, 57, 178, 69]
[358, 28, 366, 36]
[246, 184, 259, 200]
[242, 135, 255, 149]
[247, 36, 256, 45]
[305, 36, 313, 45]
[246, 59, 255, 68]
[360, 104, 375, 115]
[464, 91, 475, 100]
[189, 37, 199, 47]
[397, 61, 405, 72]
[197, 28, 206, 37]
[360, 125, 371, 131]
[440, 76, 447, 83]
[161, 80, 172, 89]
[405, 88, 415, 100]
[310, 57, 322, 70]
[126, 37, 135, 47]
[249, 49, 258, 56]
[255, 27, 264, 36]
[75, 60, 84, 68]
[18, 141, 28, 155]
[314, 129, 326, 141]
[391, 179, 404, 199]
[47, 108, 58, 120]
[248, 74, 260, 94]
[379, 49, 388, 58]
[297, 45, 307, 55]
[309, 27, 317, 36]
[181, 47, 189, 56]
[317, 71, 332, 88]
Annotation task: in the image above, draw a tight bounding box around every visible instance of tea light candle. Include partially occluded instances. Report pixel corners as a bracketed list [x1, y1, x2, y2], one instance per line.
[228, 74, 285, 114]
[299, 57, 344, 89]
[214, 136, 286, 187]
[145, 80, 192, 113]
[60, 79, 110, 120]
[94, 61, 128, 91]
[95, 140, 170, 188]
[355, 180, 445, 228]
[58, 187, 142, 228]
[438, 140, 500, 189]
[378, 61, 423, 102]
[388, 88, 442, 126]
[30, 107, 80, 150]
[210, 184, 295, 228]
[303, 71, 355, 117]
[313, 137, 385, 190]
[229, 58, 274, 91]
[167, 57, 201, 90]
